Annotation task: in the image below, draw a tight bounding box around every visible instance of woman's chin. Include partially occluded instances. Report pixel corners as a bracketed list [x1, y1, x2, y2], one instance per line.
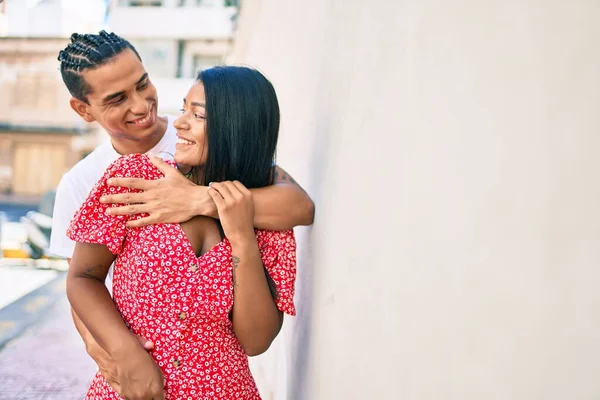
[176, 161, 193, 171]
[173, 154, 186, 165]
[174, 153, 202, 170]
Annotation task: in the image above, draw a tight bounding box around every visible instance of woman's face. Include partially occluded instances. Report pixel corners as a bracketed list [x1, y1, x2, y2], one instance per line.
[173, 82, 208, 167]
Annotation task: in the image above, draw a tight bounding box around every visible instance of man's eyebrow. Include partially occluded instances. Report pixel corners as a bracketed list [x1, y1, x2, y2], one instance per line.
[136, 73, 149, 86]
[102, 73, 149, 104]
[102, 91, 126, 104]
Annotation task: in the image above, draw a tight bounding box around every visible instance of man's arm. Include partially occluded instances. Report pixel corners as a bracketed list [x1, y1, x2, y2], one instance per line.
[101, 156, 315, 229]
[250, 166, 315, 230]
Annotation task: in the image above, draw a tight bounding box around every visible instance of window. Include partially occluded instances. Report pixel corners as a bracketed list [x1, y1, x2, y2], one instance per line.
[130, 40, 177, 78]
[178, 0, 231, 6]
[193, 55, 222, 76]
[127, 0, 162, 7]
[196, 0, 221, 6]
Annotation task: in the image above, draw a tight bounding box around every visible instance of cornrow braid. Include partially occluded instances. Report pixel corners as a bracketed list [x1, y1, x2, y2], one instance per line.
[57, 30, 142, 102]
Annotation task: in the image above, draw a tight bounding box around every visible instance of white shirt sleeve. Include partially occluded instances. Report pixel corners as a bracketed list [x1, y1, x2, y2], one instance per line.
[49, 171, 114, 293]
[48, 173, 82, 259]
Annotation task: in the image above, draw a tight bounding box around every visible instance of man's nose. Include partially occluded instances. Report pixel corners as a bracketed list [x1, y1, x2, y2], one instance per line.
[130, 92, 149, 116]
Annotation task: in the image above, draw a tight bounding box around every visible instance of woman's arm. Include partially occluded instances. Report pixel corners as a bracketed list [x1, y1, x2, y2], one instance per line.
[229, 240, 283, 356]
[67, 243, 165, 400]
[207, 181, 284, 356]
[67, 244, 132, 355]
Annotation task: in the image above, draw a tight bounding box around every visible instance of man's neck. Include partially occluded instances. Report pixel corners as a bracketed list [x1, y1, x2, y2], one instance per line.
[112, 115, 169, 155]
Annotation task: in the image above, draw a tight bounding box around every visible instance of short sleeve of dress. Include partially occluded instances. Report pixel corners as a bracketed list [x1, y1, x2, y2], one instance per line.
[66, 154, 151, 255]
[258, 230, 297, 316]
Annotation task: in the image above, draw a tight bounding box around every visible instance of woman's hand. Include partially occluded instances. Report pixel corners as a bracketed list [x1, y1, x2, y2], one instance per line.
[207, 181, 256, 245]
[209, 181, 283, 356]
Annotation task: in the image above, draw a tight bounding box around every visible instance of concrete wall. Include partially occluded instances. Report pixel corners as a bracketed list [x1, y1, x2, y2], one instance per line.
[230, 1, 600, 399]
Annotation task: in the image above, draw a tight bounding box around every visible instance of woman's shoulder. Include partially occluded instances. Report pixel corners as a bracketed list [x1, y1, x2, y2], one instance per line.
[104, 154, 175, 180]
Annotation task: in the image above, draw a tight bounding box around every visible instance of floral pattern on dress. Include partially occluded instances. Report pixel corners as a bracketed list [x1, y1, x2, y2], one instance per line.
[67, 154, 297, 400]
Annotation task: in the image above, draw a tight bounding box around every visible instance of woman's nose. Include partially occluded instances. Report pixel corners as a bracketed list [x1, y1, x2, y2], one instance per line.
[173, 115, 188, 130]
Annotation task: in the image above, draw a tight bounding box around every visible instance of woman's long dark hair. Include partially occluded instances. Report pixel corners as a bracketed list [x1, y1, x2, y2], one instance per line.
[194, 66, 280, 189]
[193, 66, 281, 299]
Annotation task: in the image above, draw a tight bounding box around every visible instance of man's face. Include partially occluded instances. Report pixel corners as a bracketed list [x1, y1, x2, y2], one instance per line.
[70, 49, 161, 152]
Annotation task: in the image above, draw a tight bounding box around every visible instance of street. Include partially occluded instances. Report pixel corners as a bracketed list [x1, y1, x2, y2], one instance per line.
[0, 280, 95, 399]
[0, 200, 95, 399]
[0, 267, 57, 310]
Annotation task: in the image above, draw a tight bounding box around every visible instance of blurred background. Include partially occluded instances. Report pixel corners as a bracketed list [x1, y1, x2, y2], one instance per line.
[2, 1, 600, 399]
[0, 0, 243, 398]
[0, 0, 238, 258]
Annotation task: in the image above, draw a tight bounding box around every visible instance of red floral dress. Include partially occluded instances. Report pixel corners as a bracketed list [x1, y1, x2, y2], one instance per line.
[67, 154, 297, 400]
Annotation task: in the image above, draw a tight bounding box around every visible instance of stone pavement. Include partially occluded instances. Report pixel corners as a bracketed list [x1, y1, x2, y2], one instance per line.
[0, 293, 96, 399]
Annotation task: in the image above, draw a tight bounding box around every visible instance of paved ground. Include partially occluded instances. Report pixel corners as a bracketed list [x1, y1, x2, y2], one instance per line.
[0, 294, 96, 399]
[0, 267, 57, 310]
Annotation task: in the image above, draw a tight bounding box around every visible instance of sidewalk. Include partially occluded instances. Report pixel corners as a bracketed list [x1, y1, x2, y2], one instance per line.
[0, 293, 96, 399]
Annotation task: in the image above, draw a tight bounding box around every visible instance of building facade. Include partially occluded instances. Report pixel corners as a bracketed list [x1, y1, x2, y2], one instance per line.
[0, 37, 99, 197]
[108, 0, 238, 113]
[0, 0, 107, 38]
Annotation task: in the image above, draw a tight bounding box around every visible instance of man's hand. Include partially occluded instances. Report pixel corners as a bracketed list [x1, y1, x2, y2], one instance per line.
[87, 334, 154, 395]
[113, 337, 165, 400]
[71, 307, 155, 395]
[100, 156, 217, 227]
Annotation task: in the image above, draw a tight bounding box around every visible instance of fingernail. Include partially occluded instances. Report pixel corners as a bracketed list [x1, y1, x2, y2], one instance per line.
[105, 209, 112, 215]
[107, 179, 113, 186]
[208, 182, 213, 186]
[99, 196, 106, 203]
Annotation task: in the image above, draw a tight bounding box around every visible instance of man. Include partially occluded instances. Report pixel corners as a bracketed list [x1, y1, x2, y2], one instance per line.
[49, 30, 314, 396]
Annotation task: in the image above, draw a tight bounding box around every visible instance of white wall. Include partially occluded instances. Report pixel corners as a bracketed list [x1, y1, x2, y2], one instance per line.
[232, 1, 600, 399]
[4, 0, 106, 37]
[6, 1, 63, 37]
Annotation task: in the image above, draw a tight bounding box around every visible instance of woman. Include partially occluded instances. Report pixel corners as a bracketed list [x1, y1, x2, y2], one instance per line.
[66, 66, 296, 400]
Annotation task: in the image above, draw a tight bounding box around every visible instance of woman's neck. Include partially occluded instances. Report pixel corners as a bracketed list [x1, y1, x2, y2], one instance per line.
[178, 164, 205, 185]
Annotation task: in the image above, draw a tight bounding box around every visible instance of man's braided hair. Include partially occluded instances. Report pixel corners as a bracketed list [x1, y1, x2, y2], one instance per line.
[57, 30, 141, 102]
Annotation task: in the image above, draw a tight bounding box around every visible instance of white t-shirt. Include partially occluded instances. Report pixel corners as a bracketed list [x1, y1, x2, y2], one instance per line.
[49, 115, 179, 288]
